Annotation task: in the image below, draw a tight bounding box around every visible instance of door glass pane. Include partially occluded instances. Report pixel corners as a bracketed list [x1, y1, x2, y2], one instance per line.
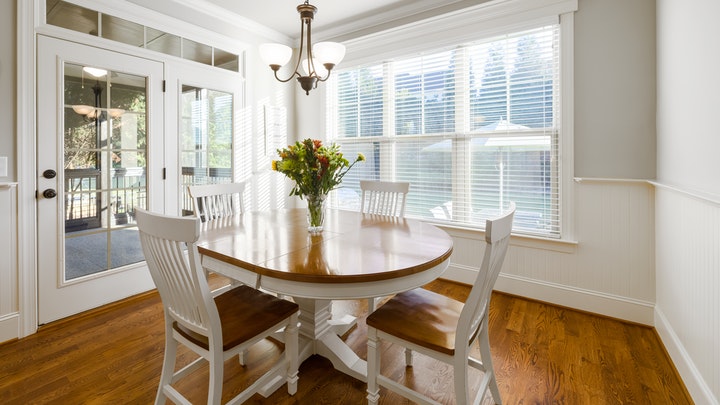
[63, 62, 148, 280]
[180, 86, 234, 216]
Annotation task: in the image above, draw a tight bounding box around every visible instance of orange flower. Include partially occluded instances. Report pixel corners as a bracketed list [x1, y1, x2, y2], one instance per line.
[273, 138, 364, 199]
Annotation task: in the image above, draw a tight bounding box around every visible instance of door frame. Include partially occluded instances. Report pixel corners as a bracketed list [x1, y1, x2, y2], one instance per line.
[16, 1, 249, 336]
[36, 35, 165, 324]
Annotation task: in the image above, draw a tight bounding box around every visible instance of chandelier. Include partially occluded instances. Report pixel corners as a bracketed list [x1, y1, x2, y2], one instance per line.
[259, 1, 346, 95]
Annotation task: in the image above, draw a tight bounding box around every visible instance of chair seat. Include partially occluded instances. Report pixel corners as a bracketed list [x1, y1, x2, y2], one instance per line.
[366, 288, 464, 356]
[174, 285, 299, 351]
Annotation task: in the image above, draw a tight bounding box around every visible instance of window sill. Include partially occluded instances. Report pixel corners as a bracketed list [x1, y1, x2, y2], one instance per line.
[431, 222, 578, 254]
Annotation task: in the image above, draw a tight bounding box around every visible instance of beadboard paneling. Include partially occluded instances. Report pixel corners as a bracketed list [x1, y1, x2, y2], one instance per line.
[654, 185, 719, 404]
[0, 184, 18, 343]
[441, 179, 656, 324]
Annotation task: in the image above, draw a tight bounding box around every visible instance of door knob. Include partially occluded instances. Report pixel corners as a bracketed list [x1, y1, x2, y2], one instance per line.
[43, 169, 57, 179]
[43, 189, 57, 199]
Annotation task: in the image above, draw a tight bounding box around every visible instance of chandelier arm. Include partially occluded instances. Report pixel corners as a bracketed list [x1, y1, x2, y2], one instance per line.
[306, 19, 318, 77]
[289, 15, 308, 78]
[315, 66, 335, 82]
[272, 69, 301, 83]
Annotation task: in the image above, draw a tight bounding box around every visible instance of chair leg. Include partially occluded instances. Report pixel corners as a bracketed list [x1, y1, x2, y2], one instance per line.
[155, 333, 177, 405]
[238, 349, 248, 366]
[479, 326, 502, 404]
[366, 328, 381, 405]
[453, 351, 470, 405]
[285, 314, 299, 395]
[208, 348, 224, 405]
[404, 347, 413, 366]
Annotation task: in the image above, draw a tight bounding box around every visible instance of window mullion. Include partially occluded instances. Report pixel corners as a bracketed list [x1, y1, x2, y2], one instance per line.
[453, 46, 471, 223]
[382, 61, 395, 181]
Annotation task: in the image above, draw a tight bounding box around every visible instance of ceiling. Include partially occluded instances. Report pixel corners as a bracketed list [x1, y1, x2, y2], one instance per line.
[201, 0, 409, 38]
[164, 0, 493, 41]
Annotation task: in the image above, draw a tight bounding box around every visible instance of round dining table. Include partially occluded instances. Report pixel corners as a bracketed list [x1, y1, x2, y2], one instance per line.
[196, 208, 454, 392]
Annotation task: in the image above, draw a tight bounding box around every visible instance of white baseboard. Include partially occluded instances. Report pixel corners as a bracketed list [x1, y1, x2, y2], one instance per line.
[655, 307, 718, 405]
[443, 264, 655, 325]
[0, 313, 19, 344]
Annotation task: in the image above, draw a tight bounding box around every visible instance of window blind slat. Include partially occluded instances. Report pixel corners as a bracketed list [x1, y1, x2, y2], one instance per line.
[329, 25, 561, 238]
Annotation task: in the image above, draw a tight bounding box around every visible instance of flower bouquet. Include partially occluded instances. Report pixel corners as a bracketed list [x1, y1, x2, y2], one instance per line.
[272, 138, 364, 232]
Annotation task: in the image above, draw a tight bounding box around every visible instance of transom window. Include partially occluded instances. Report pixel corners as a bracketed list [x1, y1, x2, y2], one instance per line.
[327, 25, 561, 238]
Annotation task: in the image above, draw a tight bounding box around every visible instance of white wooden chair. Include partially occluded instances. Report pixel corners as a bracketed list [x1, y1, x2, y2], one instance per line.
[359, 180, 410, 312]
[188, 182, 246, 222]
[135, 208, 299, 405]
[366, 202, 515, 405]
[360, 180, 410, 218]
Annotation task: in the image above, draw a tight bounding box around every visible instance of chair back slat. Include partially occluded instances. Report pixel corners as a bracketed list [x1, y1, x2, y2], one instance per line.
[188, 182, 246, 222]
[360, 180, 410, 218]
[136, 208, 218, 336]
[457, 202, 515, 349]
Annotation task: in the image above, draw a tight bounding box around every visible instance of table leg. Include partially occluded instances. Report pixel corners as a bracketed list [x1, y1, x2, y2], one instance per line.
[293, 297, 368, 382]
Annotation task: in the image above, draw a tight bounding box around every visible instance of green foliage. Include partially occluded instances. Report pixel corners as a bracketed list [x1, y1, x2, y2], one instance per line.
[273, 138, 365, 199]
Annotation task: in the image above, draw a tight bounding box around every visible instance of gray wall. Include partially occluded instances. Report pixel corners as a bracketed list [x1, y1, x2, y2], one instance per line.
[0, 1, 16, 182]
[574, 0, 656, 180]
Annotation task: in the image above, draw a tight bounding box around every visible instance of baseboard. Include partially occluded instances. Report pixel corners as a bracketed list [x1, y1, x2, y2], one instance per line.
[0, 313, 19, 344]
[654, 307, 718, 405]
[443, 264, 655, 325]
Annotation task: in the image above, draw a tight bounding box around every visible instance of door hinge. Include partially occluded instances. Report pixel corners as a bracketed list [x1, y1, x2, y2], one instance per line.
[162, 168, 166, 180]
[162, 80, 166, 92]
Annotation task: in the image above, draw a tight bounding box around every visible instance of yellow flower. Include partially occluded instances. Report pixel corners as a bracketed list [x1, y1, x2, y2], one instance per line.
[271, 160, 278, 171]
[357, 153, 366, 162]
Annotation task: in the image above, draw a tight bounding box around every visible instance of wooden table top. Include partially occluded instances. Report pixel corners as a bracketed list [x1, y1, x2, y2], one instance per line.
[197, 209, 453, 284]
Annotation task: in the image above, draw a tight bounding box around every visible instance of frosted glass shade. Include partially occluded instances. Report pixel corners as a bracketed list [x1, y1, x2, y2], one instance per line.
[313, 42, 346, 65]
[259, 43, 293, 67]
[301, 58, 329, 77]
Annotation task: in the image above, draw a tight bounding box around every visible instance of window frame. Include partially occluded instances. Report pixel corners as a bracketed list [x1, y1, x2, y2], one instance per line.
[326, 0, 576, 241]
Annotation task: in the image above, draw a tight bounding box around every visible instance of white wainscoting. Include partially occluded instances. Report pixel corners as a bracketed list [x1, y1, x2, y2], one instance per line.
[0, 183, 18, 343]
[653, 183, 719, 405]
[440, 178, 656, 325]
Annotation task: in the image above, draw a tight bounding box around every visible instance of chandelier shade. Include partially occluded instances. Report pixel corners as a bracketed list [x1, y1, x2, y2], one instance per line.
[259, 43, 293, 67]
[259, 1, 345, 95]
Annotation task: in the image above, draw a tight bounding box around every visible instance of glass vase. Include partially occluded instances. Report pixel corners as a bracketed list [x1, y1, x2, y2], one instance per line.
[306, 194, 327, 234]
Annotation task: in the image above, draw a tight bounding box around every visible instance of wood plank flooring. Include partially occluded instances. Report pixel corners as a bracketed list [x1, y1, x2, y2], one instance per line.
[0, 278, 692, 404]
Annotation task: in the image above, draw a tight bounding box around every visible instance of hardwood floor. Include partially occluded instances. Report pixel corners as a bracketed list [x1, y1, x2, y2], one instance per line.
[0, 278, 692, 404]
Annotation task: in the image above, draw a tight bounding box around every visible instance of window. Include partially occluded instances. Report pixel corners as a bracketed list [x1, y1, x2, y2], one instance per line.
[46, 0, 240, 72]
[328, 25, 561, 238]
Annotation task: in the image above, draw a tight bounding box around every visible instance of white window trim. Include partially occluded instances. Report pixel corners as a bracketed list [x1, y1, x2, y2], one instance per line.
[327, 0, 577, 243]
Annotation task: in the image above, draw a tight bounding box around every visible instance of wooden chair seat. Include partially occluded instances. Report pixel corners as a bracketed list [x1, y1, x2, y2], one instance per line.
[366, 287, 463, 356]
[174, 284, 299, 351]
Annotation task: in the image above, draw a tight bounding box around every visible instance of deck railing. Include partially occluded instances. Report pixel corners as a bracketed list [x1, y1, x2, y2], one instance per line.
[64, 167, 231, 230]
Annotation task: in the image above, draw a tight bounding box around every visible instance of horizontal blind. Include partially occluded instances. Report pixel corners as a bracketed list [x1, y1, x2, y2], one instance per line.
[328, 25, 561, 238]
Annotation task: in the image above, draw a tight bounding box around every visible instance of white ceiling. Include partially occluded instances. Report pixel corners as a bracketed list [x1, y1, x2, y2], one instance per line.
[201, 0, 408, 38]
[165, 0, 492, 41]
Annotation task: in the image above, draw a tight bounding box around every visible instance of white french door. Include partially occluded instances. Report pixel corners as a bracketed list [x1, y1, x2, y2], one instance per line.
[37, 36, 165, 324]
[164, 61, 245, 217]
